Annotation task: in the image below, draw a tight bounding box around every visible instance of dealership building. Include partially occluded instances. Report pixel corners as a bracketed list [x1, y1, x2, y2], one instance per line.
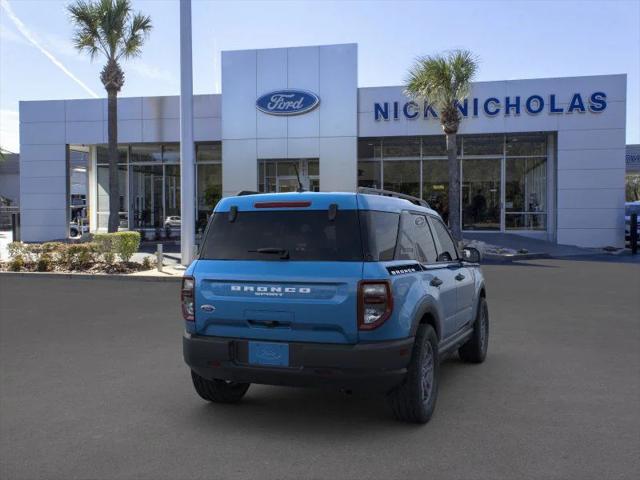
[19, 43, 627, 247]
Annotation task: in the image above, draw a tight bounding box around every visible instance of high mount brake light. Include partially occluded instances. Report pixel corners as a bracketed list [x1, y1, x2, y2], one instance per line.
[254, 201, 312, 208]
[358, 281, 393, 330]
[181, 276, 195, 322]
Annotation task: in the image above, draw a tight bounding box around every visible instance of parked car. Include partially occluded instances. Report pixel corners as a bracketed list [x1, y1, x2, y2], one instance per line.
[164, 216, 181, 229]
[625, 201, 640, 244]
[181, 190, 488, 423]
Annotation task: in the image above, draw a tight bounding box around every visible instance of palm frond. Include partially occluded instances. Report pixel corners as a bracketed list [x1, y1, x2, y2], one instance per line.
[118, 12, 152, 60]
[405, 49, 478, 116]
[67, 0, 153, 74]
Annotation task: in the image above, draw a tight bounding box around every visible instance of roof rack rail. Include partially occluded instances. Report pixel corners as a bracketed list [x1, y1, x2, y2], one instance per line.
[357, 187, 430, 208]
[235, 190, 259, 196]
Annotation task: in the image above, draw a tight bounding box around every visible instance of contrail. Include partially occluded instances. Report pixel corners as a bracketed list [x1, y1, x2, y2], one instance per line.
[1, 0, 100, 98]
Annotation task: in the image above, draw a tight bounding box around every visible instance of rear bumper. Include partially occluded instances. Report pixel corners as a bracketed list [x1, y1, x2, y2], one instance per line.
[183, 333, 414, 391]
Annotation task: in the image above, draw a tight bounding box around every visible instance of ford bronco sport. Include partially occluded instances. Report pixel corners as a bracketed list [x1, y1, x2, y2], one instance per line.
[182, 189, 488, 423]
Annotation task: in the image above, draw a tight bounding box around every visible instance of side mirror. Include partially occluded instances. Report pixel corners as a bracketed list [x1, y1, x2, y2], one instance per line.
[462, 247, 481, 263]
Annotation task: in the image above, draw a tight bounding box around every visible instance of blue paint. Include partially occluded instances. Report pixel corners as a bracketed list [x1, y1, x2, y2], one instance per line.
[505, 96, 521, 115]
[403, 101, 419, 119]
[549, 94, 564, 113]
[589, 91, 607, 112]
[374, 102, 389, 120]
[483, 97, 500, 116]
[455, 99, 468, 117]
[525, 95, 545, 114]
[424, 103, 438, 118]
[256, 89, 320, 116]
[568, 93, 586, 113]
[372, 91, 608, 120]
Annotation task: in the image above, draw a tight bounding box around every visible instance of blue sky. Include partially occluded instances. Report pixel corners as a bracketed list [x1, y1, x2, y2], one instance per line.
[1, 0, 638, 152]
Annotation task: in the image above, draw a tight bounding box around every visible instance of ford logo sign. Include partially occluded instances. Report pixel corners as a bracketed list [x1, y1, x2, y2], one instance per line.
[256, 89, 320, 116]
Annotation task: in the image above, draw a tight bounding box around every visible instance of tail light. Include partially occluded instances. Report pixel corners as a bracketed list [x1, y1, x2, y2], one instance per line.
[181, 276, 195, 321]
[358, 281, 393, 330]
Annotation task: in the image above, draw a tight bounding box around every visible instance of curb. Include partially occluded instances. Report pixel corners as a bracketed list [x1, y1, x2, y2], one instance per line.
[0, 271, 182, 282]
[482, 252, 551, 263]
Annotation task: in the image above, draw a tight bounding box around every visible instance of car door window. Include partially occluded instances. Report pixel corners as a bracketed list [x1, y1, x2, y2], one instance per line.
[395, 212, 438, 263]
[430, 217, 459, 262]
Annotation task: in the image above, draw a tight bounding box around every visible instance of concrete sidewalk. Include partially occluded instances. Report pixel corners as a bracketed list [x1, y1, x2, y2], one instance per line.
[464, 232, 609, 258]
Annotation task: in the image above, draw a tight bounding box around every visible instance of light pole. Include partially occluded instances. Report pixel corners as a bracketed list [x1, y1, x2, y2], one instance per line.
[179, 0, 195, 265]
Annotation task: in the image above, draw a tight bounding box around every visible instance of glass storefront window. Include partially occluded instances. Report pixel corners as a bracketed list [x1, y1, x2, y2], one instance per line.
[130, 144, 162, 163]
[196, 163, 222, 233]
[505, 157, 547, 230]
[163, 144, 180, 163]
[382, 137, 420, 159]
[97, 145, 127, 164]
[463, 134, 503, 156]
[462, 158, 501, 230]
[197, 143, 222, 162]
[506, 133, 547, 156]
[422, 160, 449, 223]
[164, 165, 181, 220]
[130, 164, 163, 229]
[358, 138, 381, 160]
[421, 136, 448, 156]
[97, 164, 128, 229]
[358, 161, 381, 189]
[384, 160, 420, 198]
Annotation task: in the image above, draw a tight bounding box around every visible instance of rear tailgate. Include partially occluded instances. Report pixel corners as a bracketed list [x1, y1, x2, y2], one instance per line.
[194, 193, 364, 345]
[194, 261, 362, 344]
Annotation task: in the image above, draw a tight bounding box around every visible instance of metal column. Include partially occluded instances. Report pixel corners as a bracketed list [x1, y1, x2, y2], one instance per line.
[179, 0, 195, 265]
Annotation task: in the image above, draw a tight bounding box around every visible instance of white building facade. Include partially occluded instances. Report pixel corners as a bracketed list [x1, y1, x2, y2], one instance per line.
[19, 43, 627, 247]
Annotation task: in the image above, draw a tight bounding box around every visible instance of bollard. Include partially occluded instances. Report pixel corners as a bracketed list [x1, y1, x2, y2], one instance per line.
[631, 213, 638, 255]
[156, 243, 164, 272]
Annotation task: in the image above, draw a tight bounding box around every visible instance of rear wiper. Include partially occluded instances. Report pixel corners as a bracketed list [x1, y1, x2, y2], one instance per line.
[248, 247, 290, 259]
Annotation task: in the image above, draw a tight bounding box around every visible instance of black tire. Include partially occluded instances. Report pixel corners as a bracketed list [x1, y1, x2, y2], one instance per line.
[458, 296, 489, 363]
[190, 370, 250, 404]
[387, 324, 439, 424]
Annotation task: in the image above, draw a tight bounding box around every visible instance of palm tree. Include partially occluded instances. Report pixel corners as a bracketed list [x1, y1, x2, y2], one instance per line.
[405, 50, 478, 241]
[68, 0, 152, 232]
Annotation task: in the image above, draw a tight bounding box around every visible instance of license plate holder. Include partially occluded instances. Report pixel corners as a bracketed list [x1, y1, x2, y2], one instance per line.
[248, 341, 289, 367]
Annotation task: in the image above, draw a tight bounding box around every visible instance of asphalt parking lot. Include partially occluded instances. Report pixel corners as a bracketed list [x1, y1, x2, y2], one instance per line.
[1, 258, 639, 480]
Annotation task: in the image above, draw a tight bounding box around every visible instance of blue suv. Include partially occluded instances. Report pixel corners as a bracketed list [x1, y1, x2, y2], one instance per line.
[182, 189, 488, 423]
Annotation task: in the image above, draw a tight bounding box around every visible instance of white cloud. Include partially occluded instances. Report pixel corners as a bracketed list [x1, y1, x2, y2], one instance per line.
[0, 0, 99, 98]
[0, 110, 19, 153]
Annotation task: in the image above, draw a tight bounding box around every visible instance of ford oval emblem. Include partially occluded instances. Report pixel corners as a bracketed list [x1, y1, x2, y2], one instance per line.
[256, 89, 320, 116]
[200, 304, 215, 312]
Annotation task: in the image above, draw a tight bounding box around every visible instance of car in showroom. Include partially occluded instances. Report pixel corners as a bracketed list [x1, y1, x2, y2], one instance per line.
[164, 216, 181, 229]
[181, 189, 488, 423]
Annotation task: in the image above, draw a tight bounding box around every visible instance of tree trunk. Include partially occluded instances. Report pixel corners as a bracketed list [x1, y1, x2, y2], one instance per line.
[107, 89, 120, 233]
[446, 132, 462, 241]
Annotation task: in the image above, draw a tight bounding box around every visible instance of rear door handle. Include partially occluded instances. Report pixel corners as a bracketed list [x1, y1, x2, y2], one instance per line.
[430, 277, 443, 287]
[455, 273, 465, 281]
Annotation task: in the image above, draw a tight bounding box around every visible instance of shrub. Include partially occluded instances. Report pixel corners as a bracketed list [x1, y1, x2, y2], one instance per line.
[94, 233, 116, 263]
[59, 243, 99, 270]
[8, 255, 25, 271]
[7, 242, 27, 259]
[36, 254, 53, 272]
[141, 256, 153, 270]
[113, 232, 140, 262]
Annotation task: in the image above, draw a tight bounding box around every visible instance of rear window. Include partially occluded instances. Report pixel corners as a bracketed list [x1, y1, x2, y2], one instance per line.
[200, 210, 363, 261]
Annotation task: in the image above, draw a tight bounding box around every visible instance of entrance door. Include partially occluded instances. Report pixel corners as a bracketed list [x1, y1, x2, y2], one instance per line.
[461, 158, 502, 231]
[259, 159, 319, 193]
